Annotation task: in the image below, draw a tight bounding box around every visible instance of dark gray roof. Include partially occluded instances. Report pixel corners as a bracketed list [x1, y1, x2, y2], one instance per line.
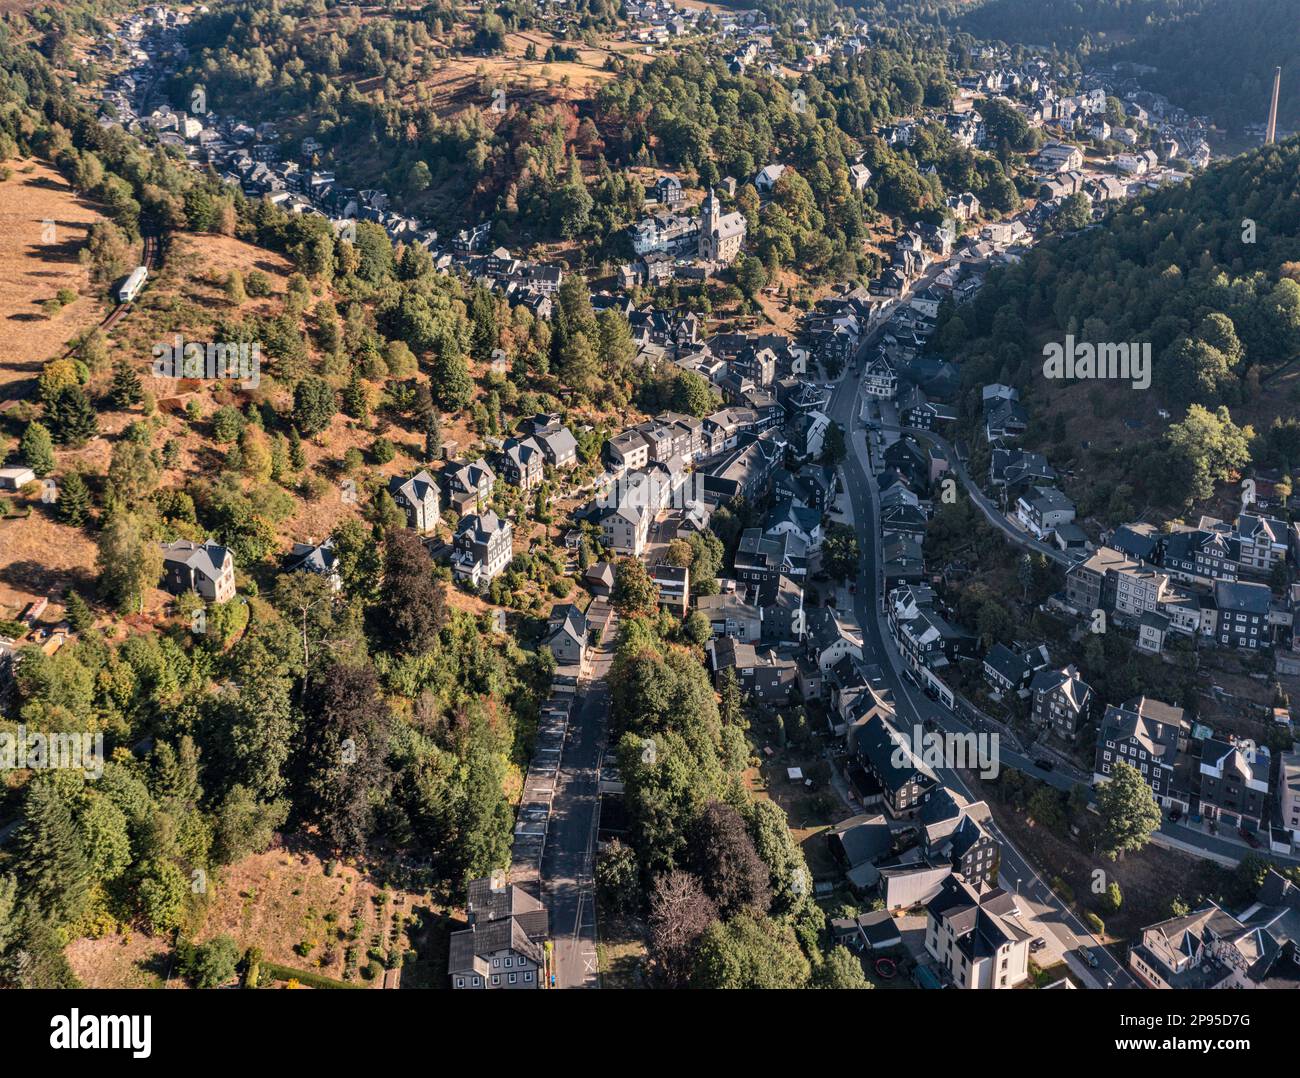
[1214, 579, 1271, 615]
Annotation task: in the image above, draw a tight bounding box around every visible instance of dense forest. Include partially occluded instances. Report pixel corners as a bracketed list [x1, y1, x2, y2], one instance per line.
[939, 136, 1300, 514]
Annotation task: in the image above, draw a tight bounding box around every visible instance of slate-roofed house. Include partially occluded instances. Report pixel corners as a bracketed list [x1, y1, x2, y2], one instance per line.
[984, 396, 1028, 443]
[852, 713, 938, 819]
[606, 428, 651, 472]
[444, 458, 496, 515]
[880, 503, 928, 541]
[584, 561, 616, 596]
[597, 501, 650, 557]
[989, 448, 1056, 489]
[826, 811, 897, 895]
[453, 510, 513, 587]
[650, 562, 690, 615]
[1014, 486, 1075, 540]
[982, 643, 1034, 699]
[1065, 546, 1142, 617]
[284, 538, 341, 592]
[448, 876, 549, 989]
[919, 787, 1000, 887]
[882, 533, 924, 589]
[389, 469, 442, 533]
[888, 584, 977, 672]
[1109, 523, 1161, 563]
[1213, 580, 1272, 650]
[1235, 513, 1289, 577]
[708, 637, 798, 703]
[544, 602, 587, 667]
[532, 424, 578, 470]
[697, 592, 762, 642]
[734, 527, 807, 602]
[765, 498, 823, 554]
[653, 174, 684, 207]
[1129, 871, 1300, 989]
[160, 539, 236, 602]
[1162, 527, 1238, 583]
[1093, 696, 1190, 810]
[1199, 737, 1272, 833]
[897, 383, 956, 429]
[805, 606, 862, 672]
[925, 875, 1031, 989]
[1030, 664, 1093, 742]
[499, 435, 545, 491]
[863, 353, 898, 399]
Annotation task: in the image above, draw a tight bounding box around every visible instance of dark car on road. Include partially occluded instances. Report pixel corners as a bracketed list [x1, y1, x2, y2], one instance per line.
[1077, 946, 1100, 969]
[1034, 758, 1054, 772]
[1239, 827, 1261, 849]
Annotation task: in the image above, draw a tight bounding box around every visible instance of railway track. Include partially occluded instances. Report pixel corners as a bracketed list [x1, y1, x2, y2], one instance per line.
[0, 230, 164, 415]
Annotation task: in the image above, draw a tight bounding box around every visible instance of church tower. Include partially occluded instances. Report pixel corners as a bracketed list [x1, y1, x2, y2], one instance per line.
[699, 188, 719, 260]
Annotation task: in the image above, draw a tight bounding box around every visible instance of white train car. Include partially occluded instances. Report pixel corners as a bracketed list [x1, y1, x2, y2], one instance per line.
[119, 265, 148, 303]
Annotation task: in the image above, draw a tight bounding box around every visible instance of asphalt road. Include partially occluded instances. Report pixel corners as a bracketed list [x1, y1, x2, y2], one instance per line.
[875, 422, 1073, 568]
[824, 362, 1139, 989]
[541, 619, 614, 989]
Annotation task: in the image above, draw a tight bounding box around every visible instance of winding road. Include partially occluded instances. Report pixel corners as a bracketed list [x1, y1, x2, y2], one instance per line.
[824, 342, 1140, 988]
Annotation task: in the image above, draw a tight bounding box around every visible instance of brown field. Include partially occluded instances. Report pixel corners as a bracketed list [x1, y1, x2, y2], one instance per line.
[65, 931, 178, 989]
[0, 159, 112, 391]
[67, 838, 440, 988]
[376, 29, 636, 120]
[0, 504, 100, 618]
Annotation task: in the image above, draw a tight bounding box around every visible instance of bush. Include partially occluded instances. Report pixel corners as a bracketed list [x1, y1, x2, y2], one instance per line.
[1084, 911, 1105, 935]
[186, 935, 241, 988]
[1051, 876, 1075, 904]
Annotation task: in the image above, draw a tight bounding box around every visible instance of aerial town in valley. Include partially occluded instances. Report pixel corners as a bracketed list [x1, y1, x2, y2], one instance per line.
[1, 0, 1300, 1019]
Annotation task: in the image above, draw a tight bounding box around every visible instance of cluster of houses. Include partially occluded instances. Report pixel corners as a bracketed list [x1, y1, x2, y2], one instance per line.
[1057, 509, 1300, 660]
[1092, 695, 1300, 855]
[818, 670, 1033, 988]
[819, 637, 1300, 987]
[96, 8, 585, 323]
[1128, 868, 1300, 989]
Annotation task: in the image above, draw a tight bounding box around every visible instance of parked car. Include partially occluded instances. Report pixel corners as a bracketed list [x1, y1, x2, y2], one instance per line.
[1239, 827, 1261, 849]
[1168, 808, 1182, 823]
[1077, 946, 1100, 969]
[1029, 937, 1047, 953]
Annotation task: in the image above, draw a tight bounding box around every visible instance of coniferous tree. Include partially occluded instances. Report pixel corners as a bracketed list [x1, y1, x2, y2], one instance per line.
[14, 776, 91, 927]
[20, 421, 55, 477]
[341, 367, 369, 421]
[429, 331, 472, 412]
[109, 358, 142, 408]
[56, 470, 90, 527]
[47, 386, 98, 446]
[63, 590, 94, 633]
[288, 426, 307, 470]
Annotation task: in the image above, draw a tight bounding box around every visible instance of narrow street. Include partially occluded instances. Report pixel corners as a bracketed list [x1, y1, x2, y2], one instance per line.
[541, 604, 615, 989]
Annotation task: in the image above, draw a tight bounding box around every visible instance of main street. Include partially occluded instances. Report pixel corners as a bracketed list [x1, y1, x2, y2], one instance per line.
[824, 356, 1139, 989]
